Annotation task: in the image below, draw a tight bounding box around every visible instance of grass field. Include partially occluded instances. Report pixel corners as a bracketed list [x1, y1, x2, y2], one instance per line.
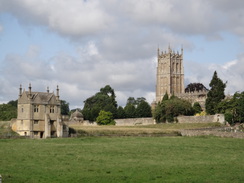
[0, 136, 243, 183]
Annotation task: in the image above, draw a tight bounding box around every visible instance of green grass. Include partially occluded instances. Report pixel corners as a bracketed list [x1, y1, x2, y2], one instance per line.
[0, 136, 243, 183]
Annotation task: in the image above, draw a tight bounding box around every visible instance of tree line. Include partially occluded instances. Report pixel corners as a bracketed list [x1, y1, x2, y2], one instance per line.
[1, 71, 243, 125]
[82, 85, 152, 124]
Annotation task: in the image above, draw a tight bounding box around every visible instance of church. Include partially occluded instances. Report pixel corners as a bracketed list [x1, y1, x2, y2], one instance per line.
[155, 45, 208, 108]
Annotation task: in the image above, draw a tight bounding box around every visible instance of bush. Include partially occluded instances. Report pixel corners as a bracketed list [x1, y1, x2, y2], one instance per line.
[224, 113, 233, 125]
[96, 110, 115, 125]
[193, 102, 202, 114]
[153, 96, 194, 123]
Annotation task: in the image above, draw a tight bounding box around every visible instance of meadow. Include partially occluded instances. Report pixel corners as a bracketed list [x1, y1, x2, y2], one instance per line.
[0, 135, 243, 183]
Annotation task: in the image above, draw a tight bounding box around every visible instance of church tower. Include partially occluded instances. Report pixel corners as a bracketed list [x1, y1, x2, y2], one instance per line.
[156, 45, 184, 103]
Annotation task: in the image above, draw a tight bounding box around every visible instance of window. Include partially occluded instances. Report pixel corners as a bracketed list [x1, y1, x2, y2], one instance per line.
[50, 106, 54, 113]
[21, 107, 24, 112]
[34, 131, 38, 136]
[34, 105, 39, 113]
[34, 120, 39, 124]
[176, 63, 179, 73]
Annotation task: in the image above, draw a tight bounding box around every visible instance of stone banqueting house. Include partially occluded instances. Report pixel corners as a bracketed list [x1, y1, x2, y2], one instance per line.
[14, 84, 68, 139]
[155, 45, 208, 108]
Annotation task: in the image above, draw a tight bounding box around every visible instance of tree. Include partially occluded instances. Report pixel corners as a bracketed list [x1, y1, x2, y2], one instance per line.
[215, 92, 239, 124]
[0, 103, 17, 121]
[96, 110, 115, 125]
[124, 97, 150, 118]
[153, 96, 193, 123]
[162, 92, 169, 101]
[135, 97, 146, 106]
[8, 100, 18, 108]
[61, 100, 70, 115]
[206, 71, 226, 114]
[237, 92, 244, 123]
[117, 106, 126, 119]
[82, 85, 118, 121]
[153, 93, 169, 122]
[99, 85, 117, 107]
[135, 100, 152, 117]
[126, 97, 136, 106]
[124, 104, 136, 118]
[193, 102, 202, 114]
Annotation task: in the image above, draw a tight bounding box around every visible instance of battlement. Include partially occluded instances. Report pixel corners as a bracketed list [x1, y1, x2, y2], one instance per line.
[158, 45, 183, 58]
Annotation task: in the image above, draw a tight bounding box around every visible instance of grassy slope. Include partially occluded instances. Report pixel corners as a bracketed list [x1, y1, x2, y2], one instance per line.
[0, 121, 19, 138]
[0, 136, 243, 183]
[70, 122, 222, 136]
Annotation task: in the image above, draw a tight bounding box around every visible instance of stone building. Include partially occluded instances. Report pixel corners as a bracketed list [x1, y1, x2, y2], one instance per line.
[156, 45, 184, 102]
[155, 46, 208, 108]
[69, 109, 84, 123]
[14, 84, 68, 138]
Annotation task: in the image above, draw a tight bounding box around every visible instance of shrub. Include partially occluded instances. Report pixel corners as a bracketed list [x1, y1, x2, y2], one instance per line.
[224, 113, 233, 125]
[96, 110, 115, 125]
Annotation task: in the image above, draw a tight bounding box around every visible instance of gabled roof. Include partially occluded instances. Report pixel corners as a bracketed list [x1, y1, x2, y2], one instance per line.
[19, 91, 59, 104]
[31, 92, 54, 102]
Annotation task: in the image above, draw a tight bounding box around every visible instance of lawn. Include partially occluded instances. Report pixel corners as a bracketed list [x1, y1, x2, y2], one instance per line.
[0, 136, 243, 183]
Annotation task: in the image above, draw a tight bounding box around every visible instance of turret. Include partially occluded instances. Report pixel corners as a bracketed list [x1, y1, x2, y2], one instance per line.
[168, 44, 172, 53]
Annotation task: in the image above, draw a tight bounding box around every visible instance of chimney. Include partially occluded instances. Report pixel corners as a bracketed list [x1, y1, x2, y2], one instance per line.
[28, 83, 32, 97]
[56, 85, 59, 100]
[47, 86, 49, 93]
[19, 84, 22, 97]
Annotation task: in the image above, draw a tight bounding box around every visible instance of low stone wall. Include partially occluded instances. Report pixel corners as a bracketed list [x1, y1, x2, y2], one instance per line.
[180, 128, 244, 139]
[115, 118, 155, 126]
[68, 120, 97, 126]
[177, 114, 225, 124]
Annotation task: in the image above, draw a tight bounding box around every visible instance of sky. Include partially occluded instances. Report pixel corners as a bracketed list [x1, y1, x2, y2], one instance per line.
[0, 0, 244, 109]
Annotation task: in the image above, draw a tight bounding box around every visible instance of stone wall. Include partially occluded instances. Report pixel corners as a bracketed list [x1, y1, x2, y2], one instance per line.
[68, 120, 97, 126]
[180, 128, 244, 139]
[115, 118, 155, 126]
[68, 114, 224, 127]
[177, 114, 225, 124]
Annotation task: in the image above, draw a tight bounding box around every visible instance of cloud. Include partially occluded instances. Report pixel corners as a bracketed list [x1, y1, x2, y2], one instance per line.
[1, 0, 244, 109]
[0, 43, 156, 108]
[185, 56, 244, 95]
[1, 0, 244, 39]
[0, 0, 112, 37]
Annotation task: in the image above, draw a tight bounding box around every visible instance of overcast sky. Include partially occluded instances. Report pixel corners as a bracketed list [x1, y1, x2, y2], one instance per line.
[0, 0, 244, 109]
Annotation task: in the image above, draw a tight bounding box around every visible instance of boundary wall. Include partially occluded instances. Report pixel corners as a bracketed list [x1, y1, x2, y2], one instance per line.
[115, 118, 155, 126]
[177, 114, 225, 124]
